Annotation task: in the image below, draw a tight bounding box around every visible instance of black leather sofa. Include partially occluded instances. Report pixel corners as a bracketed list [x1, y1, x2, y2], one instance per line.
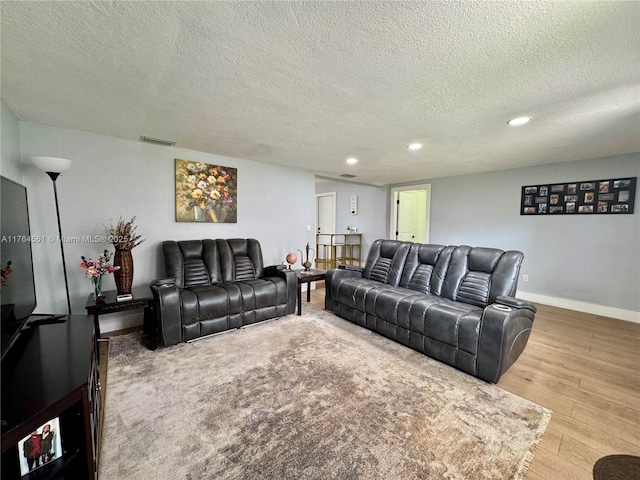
[325, 239, 536, 383]
[151, 239, 296, 347]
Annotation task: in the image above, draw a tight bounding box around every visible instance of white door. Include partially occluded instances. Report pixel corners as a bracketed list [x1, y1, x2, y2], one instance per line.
[316, 192, 336, 262]
[397, 190, 427, 242]
[391, 185, 431, 243]
[316, 193, 336, 235]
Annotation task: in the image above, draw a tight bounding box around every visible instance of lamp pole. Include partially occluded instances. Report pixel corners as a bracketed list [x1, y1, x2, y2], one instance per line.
[46, 171, 72, 315]
[31, 156, 73, 316]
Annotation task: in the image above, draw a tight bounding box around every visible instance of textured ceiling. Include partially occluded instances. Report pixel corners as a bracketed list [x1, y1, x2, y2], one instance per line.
[2, 1, 639, 185]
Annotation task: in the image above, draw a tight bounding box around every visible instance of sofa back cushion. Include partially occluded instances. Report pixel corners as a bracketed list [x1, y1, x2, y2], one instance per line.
[441, 246, 523, 307]
[400, 244, 455, 295]
[362, 240, 411, 286]
[217, 238, 264, 282]
[163, 239, 222, 288]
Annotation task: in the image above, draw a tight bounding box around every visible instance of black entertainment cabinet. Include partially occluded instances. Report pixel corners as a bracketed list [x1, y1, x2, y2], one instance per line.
[1, 316, 100, 479]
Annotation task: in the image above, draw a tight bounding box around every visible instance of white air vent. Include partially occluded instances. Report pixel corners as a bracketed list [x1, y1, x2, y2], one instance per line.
[140, 135, 176, 146]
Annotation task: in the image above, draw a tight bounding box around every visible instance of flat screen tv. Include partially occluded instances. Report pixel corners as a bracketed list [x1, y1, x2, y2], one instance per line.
[1, 176, 37, 361]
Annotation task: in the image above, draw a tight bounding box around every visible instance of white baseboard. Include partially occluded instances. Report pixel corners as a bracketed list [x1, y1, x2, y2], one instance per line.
[517, 291, 640, 324]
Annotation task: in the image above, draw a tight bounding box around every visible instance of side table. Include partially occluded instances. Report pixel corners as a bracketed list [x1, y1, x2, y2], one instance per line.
[85, 286, 156, 350]
[295, 269, 326, 315]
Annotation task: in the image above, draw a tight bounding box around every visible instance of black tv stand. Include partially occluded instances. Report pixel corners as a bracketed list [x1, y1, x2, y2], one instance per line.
[25, 313, 67, 326]
[1, 315, 100, 479]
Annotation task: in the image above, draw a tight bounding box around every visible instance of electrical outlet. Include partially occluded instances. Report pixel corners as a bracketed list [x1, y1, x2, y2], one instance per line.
[522, 274, 529, 282]
[306, 225, 311, 232]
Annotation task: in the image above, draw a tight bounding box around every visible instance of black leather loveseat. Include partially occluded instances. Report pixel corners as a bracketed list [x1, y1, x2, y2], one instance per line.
[151, 239, 296, 347]
[325, 239, 536, 383]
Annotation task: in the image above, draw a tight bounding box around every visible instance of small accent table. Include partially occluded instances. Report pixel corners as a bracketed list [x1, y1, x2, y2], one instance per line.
[295, 269, 326, 315]
[85, 286, 156, 349]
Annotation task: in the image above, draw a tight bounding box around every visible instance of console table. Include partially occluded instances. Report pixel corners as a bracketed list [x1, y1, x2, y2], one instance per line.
[316, 233, 362, 270]
[1, 316, 100, 479]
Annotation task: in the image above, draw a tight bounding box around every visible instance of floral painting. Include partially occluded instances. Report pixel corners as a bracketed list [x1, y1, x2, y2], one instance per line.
[175, 159, 238, 223]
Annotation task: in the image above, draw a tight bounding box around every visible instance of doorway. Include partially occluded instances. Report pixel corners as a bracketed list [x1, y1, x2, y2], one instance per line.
[316, 192, 336, 235]
[316, 192, 336, 266]
[390, 184, 431, 243]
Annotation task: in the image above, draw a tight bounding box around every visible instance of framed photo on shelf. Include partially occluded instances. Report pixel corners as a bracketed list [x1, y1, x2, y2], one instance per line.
[521, 177, 636, 215]
[17, 417, 63, 476]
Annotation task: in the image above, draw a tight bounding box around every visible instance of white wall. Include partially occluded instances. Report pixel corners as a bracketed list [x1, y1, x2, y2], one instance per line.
[314, 179, 388, 259]
[394, 153, 640, 321]
[1, 100, 23, 183]
[19, 122, 317, 331]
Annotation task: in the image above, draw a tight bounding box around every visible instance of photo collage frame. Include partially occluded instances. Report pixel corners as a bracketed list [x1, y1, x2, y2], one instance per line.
[521, 177, 636, 215]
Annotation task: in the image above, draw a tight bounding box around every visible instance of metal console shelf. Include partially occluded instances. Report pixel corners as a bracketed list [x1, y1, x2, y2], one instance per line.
[316, 233, 362, 270]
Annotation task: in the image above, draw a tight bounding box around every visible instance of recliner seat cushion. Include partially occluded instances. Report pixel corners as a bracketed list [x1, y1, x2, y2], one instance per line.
[404, 297, 482, 353]
[330, 278, 382, 308]
[366, 286, 422, 320]
[236, 277, 287, 308]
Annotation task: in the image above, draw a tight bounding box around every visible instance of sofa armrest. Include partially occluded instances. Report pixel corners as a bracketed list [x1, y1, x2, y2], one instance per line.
[325, 267, 364, 286]
[477, 298, 536, 383]
[496, 295, 537, 313]
[264, 264, 288, 272]
[324, 267, 364, 310]
[152, 277, 176, 287]
[150, 278, 183, 347]
[263, 266, 297, 315]
[338, 264, 364, 273]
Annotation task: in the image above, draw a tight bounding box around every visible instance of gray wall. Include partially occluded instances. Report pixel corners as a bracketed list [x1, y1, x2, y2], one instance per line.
[4, 103, 638, 321]
[17, 121, 317, 330]
[1, 100, 23, 183]
[396, 153, 640, 314]
[315, 179, 388, 259]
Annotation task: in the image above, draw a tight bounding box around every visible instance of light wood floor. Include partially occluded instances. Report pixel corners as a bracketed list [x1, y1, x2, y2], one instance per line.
[100, 287, 640, 479]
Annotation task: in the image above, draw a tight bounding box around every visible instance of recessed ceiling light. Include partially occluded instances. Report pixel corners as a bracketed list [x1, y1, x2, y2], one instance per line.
[507, 116, 531, 126]
[346, 157, 358, 165]
[407, 143, 423, 151]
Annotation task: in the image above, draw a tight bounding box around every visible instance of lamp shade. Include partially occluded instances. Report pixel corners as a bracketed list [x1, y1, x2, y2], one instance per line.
[31, 156, 72, 173]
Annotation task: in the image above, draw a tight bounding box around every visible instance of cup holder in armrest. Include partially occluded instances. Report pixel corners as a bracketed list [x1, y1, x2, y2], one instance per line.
[493, 304, 512, 312]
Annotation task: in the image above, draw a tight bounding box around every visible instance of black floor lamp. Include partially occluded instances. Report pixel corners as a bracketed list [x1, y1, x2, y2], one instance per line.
[31, 156, 72, 315]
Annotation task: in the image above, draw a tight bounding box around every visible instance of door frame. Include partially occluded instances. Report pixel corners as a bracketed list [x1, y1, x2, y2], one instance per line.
[389, 184, 431, 243]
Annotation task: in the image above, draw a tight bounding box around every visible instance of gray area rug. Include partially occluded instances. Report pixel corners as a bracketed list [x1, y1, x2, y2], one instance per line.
[100, 306, 551, 480]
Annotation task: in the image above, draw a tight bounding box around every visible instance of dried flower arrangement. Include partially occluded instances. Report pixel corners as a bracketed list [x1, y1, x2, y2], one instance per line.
[104, 216, 145, 251]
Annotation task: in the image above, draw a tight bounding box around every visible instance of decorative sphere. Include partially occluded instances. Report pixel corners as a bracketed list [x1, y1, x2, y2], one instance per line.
[286, 252, 298, 265]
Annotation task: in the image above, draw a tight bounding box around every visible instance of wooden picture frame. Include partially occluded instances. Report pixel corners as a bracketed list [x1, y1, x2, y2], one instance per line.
[175, 159, 238, 223]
